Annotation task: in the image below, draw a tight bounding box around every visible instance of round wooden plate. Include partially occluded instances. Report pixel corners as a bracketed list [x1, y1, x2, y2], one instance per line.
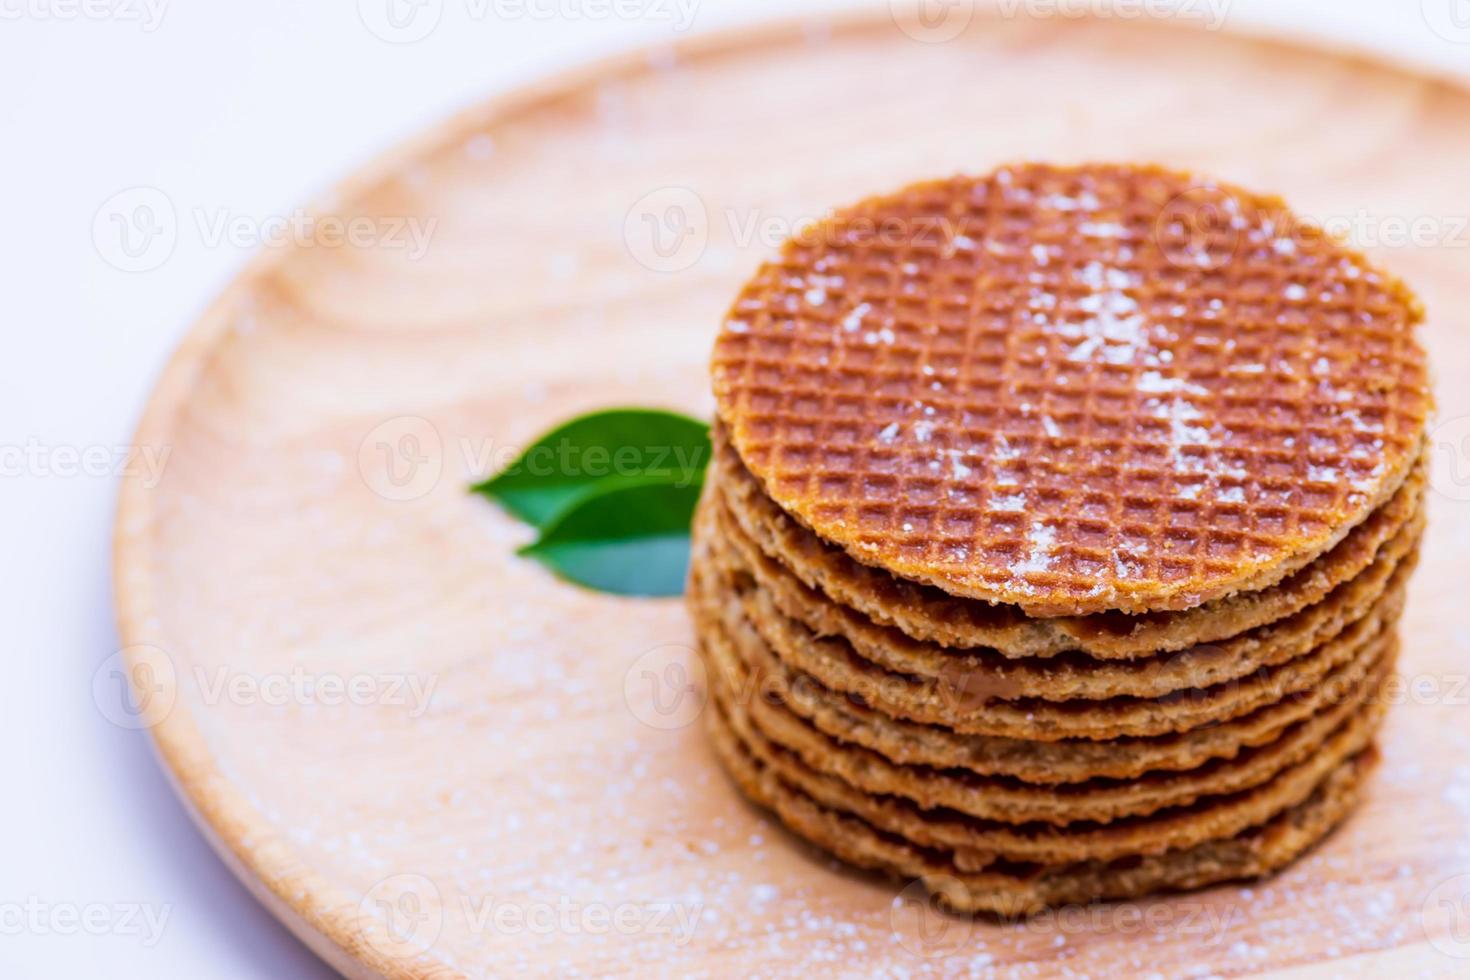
[114, 10, 1470, 978]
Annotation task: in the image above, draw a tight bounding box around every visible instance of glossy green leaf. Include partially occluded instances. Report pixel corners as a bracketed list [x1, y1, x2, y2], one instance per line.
[472, 408, 710, 528]
[518, 480, 702, 596]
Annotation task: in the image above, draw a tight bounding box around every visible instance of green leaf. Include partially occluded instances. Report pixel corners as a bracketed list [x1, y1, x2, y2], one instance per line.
[518, 480, 702, 596]
[472, 408, 710, 528]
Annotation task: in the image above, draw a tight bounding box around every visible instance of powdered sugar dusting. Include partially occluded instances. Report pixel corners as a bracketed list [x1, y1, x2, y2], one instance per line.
[946, 449, 974, 480]
[990, 492, 1026, 513]
[1013, 521, 1057, 575]
[841, 302, 871, 333]
[1058, 262, 1148, 364]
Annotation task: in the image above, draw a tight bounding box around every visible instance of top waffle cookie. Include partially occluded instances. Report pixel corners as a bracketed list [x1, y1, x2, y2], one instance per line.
[710, 164, 1431, 616]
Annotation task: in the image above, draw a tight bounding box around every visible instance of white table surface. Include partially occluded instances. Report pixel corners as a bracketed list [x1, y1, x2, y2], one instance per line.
[1, 1, 1464, 975]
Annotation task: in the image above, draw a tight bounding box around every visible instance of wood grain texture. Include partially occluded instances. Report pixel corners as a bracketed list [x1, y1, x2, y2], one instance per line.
[113, 9, 1470, 978]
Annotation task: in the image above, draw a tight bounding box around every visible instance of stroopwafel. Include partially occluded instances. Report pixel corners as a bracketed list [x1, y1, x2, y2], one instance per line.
[692, 162, 1429, 914]
[692, 543, 1404, 740]
[707, 694, 1378, 917]
[704, 481, 1421, 700]
[711, 165, 1430, 616]
[712, 428, 1427, 658]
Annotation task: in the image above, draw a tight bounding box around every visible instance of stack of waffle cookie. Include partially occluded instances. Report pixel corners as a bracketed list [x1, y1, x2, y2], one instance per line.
[689, 163, 1431, 916]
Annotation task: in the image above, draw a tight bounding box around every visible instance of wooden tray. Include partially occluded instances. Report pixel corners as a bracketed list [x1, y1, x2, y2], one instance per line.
[114, 10, 1470, 977]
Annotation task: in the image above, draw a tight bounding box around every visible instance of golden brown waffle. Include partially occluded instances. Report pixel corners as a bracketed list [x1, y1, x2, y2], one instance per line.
[690, 546, 1404, 740]
[692, 557, 1398, 784]
[713, 427, 1428, 657]
[706, 696, 1377, 917]
[710, 679, 1383, 859]
[700, 588, 1391, 826]
[711, 164, 1431, 616]
[704, 487, 1421, 701]
[712, 663, 1383, 830]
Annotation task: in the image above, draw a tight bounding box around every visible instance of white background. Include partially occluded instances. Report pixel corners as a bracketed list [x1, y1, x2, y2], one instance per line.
[1, 0, 1465, 975]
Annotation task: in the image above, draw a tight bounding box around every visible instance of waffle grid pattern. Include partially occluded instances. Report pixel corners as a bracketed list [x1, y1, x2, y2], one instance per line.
[713, 425, 1428, 656]
[711, 164, 1430, 614]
